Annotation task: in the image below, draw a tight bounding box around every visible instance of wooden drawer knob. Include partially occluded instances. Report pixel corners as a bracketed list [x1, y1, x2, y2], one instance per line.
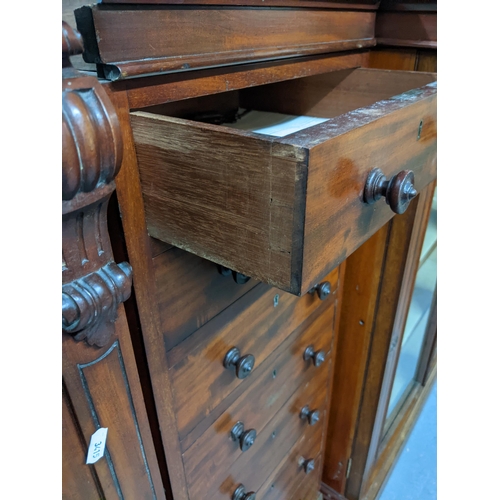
[217, 265, 251, 284]
[298, 457, 315, 475]
[363, 168, 417, 214]
[231, 421, 257, 452]
[224, 347, 255, 379]
[300, 405, 320, 426]
[308, 281, 331, 300]
[232, 484, 256, 500]
[303, 345, 325, 367]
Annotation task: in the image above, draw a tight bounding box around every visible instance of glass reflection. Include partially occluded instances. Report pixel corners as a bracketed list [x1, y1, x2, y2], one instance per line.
[386, 189, 437, 421]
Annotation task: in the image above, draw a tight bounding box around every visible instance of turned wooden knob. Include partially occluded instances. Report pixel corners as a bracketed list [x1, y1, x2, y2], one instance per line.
[232, 484, 256, 500]
[231, 421, 257, 452]
[303, 345, 325, 367]
[308, 281, 331, 301]
[300, 405, 320, 426]
[224, 347, 255, 379]
[217, 265, 251, 284]
[298, 457, 315, 475]
[364, 168, 417, 214]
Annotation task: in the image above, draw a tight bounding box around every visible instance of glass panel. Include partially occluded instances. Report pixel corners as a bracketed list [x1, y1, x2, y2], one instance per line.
[386, 189, 437, 421]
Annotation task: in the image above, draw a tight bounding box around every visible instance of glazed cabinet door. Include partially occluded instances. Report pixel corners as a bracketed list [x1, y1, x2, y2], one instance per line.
[62, 22, 165, 500]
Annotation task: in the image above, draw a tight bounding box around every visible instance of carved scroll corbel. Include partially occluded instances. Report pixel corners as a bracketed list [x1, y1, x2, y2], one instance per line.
[62, 21, 132, 347]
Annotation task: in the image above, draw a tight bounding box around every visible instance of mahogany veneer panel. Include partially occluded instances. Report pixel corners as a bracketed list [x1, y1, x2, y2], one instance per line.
[153, 246, 257, 351]
[62, 388, 103, 499]
[75, 6, 375, 79]
[190, 350, 331, 500]
[130, 68, 437, 295]
[168, 266, 339, 440]
[221, 365, 329, 500]
[123, 52, 369, 110]
[376, 12, 437, 49]
[62, 313, 166, 499]
[379, 0, 436, 11]
[149, 236, 173, 257]
[183, 301, 334, 499]
[101, 0, 379, 8]
[259, 423, 324, 500]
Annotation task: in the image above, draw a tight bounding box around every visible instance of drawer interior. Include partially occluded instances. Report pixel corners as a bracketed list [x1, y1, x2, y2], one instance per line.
[140, 68, 436, 132]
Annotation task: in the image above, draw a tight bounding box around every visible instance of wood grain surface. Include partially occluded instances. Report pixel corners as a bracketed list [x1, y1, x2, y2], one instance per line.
[122, 52, 368, 110]
[63, 386, 103, 499]
[131, 110, 306, 292]
[63, 25, 165, 499]
[63, 310, 166, 500]
[131, 69, 436, 295]
[153, 246, 257, 351]
[319, 43, 437, 500]
[179, 297, 338, 458]
[344, 200, 420, 498]
[295, 75, 436, 294]
[240, 67, 434, 116]
[379, 0, 436, 11]
[183, 301, 335, 499]
[190, 350, 331, 500]
[109, 88, 189, 500]
[376, 12, 437, 49]
[168, 266, 339, 440]
[361, 182, 435, 482]
[76, 6, 375, 79]
[322, 223, 391, 494]
[368, 48, 418, 71]
[259, 424, 324, 500]
[100, 0, 379, 8]
[416, 50, 437, 72]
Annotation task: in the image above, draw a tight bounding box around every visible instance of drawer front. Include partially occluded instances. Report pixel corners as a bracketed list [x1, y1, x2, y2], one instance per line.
[131, 68, 436, 295]
[183, 301, 335, 499]
[258, 422, 323, 500]
[298, 77, 437, 291]
[168, 267, 339, 441]
[153, 246, 257, 351]
[191, 354, 330, 500]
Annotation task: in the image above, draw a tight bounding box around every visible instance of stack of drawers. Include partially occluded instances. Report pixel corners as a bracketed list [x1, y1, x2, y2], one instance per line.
[63, 4, 438, 498]
[130, 66, 436, 499]
[152, 245, 341, 499]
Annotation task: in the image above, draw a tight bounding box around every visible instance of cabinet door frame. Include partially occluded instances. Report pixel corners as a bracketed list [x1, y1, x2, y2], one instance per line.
[359, 181, 437, 499]
[321, 182, 437, 500]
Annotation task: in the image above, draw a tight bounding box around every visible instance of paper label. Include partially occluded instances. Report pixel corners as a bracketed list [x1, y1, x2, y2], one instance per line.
[86, 427, 108, 465]
[224, 110, 329, 138]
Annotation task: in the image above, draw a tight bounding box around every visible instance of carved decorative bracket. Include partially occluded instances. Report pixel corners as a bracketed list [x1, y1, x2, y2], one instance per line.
[62, 21, 132, 347]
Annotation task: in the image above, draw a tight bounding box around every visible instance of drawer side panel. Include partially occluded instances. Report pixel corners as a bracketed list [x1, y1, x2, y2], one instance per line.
[131, 113, 306, 292]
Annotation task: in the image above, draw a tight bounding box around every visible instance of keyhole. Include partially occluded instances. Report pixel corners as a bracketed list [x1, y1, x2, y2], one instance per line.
[417, 120, 423, 140]
[273, 294, 279, 307]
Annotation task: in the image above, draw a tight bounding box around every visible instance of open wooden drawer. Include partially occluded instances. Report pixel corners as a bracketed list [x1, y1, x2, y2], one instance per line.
[130, 68, 437, 295]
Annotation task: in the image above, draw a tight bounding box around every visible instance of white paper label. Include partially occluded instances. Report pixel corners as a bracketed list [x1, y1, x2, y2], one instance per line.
[86, 427, 108, 465]
[224, 110, 329, 138]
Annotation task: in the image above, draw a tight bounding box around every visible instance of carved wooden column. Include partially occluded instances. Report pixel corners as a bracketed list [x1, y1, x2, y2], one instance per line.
[62, 21, 165, 499]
